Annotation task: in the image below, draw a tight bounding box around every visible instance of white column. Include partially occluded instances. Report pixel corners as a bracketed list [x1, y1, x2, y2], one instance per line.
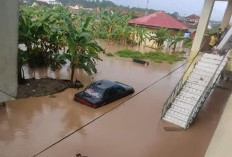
[220, 0, 232, 31]
[217, 26, 232, 50]
[189, 0, 215, 60]
[0, 0, 19, 102]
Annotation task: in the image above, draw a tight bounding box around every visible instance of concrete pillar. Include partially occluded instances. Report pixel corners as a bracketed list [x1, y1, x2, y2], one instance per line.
[182, 0, 215, 83]
[217, 26, 232, 50]
[0, 0, 19, 102]
[220, 0, 232, 31]
[189, 0, 215, 60]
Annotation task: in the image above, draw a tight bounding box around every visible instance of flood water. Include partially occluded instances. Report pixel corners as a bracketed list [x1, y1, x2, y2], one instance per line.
[0, 40, 228, 157]
[96, 38, 155, 54]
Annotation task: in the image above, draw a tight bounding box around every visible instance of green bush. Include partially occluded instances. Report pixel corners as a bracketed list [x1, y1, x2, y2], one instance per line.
[116, 49, 144, 59]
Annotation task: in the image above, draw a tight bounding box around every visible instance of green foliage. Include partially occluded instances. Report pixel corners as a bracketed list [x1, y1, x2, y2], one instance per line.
[168, 31, 184, 53]
[150, 28, 170, 50]
[18, 6, 69, 68]
[115, 49, 184, 64]
[116, 49, 144, 59]
[184, 38, 193, 49]
[18, 5, 103, 82]
[144, 52, 184, 64]
[59, 0, 117, 8]
[78, 9, 150, 45]
[207, 28, 220, 35]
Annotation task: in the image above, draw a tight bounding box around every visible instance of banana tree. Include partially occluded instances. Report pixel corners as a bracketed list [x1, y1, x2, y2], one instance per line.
[150, 28, 170, 50]
[137, 27, 149, 46]
[168, 31, 184, 53]
[62, 16, 104, 82]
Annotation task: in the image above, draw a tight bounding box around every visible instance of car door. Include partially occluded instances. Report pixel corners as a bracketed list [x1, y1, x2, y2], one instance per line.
[104, 86, 126, 104]
[103, 88, 115, 104]
[113, 86, 126, 99]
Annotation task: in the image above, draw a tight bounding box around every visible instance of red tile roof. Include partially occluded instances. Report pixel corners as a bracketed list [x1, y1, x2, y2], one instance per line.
[129, 12, 188, 30]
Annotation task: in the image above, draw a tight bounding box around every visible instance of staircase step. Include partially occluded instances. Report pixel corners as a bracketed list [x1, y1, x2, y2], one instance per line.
[188, 78, 209, 86]
[197, 62, 218, 69]
[179, 91, 200, 98]
[175, 97, 197, 106]
[182, 87, 203, 95]
[193, 69, 217, 76]
[195, 65, 217, 73]
[202, 53, 223, 61]
[188, 74, 210, 82]
[187, 80, 208, 87]
[178, 92, 200, 100]
[184, 82, 205, 91]
[192, 70, 213, 78]
[163, 115, 186, 128]
[177, 94, 198, 102]
[172, 102, 194, 111]
[170, 106, 191, 115]
[200, 58, 221, 65]
[191, 71, 220, 84]
[166, 110, 189, 121]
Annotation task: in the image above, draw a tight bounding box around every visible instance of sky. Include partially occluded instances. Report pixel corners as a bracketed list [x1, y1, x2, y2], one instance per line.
[110, 0, 228, 21]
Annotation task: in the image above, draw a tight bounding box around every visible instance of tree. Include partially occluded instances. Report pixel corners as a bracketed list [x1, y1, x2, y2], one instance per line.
[62, 16, 104, 81]
[18, 6, 103, 83]
[18, 6, 68, 80]
[150, 28, 170, 50]
[137, 27, 149, 46]
[168, 31, 184, 53]
[170, 12, 179, 19]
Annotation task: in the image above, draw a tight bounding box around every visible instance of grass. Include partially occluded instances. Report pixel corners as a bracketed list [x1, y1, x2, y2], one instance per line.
[115, 49, 185, 64]
[116, 50, 143, 59]
[106, 53, 114, 57]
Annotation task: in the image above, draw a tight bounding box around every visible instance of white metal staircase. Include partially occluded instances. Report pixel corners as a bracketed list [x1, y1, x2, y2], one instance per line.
[162, 53, 228, 129]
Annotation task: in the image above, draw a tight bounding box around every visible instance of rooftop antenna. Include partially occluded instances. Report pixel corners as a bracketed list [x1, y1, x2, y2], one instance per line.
[145, 0, 149, 15]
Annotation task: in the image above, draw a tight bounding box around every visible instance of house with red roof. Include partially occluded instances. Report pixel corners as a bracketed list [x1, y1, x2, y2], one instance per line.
[129, 12, 188, 51]
[129, 11, 188, 31]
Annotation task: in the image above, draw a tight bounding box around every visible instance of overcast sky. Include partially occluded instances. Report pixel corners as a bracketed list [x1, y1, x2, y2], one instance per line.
[110, 0, 228, 21]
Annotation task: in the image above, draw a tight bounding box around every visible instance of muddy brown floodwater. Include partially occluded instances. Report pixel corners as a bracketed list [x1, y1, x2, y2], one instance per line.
[0, 40, 228, 157]
[0, 48, 187, 157]
[36, 80, 231, 157]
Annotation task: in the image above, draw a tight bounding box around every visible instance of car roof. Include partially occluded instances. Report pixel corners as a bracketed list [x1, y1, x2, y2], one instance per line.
[92, 80, 117, 90]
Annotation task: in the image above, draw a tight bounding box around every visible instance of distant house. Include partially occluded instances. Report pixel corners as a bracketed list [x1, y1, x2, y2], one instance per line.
[32, 1, 49, 7]
[129, 12, 188, 31]
[182, 14, 200, 30]
[68, 4, 83, 13]
[129, 12, 188, 51]
[32, 0, 62, 7]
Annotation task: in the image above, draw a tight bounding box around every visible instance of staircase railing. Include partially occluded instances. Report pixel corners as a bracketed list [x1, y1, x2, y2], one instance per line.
[161, 51, 202, 117]
[185, 53, 228, 129]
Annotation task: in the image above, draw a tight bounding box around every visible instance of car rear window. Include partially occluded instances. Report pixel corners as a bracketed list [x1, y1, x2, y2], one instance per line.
[84, 86, 104, 99]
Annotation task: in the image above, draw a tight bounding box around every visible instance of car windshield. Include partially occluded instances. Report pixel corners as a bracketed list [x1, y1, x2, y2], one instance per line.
[84, 86, 104, 99]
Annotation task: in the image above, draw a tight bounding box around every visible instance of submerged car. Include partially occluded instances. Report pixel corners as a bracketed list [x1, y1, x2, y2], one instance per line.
[74, 80, 134, 108]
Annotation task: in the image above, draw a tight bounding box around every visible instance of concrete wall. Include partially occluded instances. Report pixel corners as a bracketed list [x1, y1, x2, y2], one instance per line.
[0, 0, 19, 101]
[204, 94, 232, 157]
